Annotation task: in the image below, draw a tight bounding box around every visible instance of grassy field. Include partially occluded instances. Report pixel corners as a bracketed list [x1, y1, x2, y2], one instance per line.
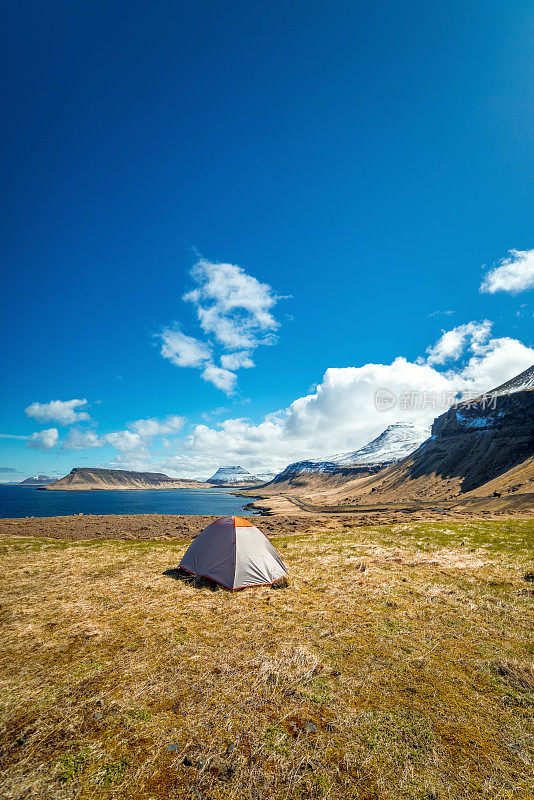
[0, 518, 533, 799]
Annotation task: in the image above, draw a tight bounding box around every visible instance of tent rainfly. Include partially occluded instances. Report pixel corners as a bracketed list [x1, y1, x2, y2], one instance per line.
[179, 516, 288, 590]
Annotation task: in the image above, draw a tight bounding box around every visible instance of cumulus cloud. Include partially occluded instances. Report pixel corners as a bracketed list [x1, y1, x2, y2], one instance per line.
[59, 415, 186, 454]
[25, 399, 90, 425]
[63, 429, 103, 450]
[130, 415, 185, 437]
[27, 428, 59, 451]
[424, 320, 492, 365]
[220, 351, 255, 370]
[23, 322, 531, 480]
[104, 430, 144, 453]
[480, 248, 534, 294]
[455, 335, 534, 390]
[201, 364, 238, 394]
[158, 328, 212, 368]
[158, 257, 285, 392]
[184, 258, 281, 348]
[102, 415, 186, 458]
[184, 362, 448, 474]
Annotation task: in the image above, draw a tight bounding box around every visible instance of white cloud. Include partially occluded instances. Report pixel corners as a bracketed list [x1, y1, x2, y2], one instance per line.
[158, 257, 285, 391]
[201, 364, 238, 394]
[158, 328, 212, 368]
[27, 428, 59, 451]
[52, 414, 187, 458]
[425, 320, 492, 365]
[63, 429, 103, 450]
[25, 399, 90, 425]
[165, 456, 218, 477]
[100, 415, 186, 458]
[113, 452, 212, 477]
[104, 430, 145, 453]
[423, 321, 533, 390]
[184, 361, 448, 474]
[455, 335, 534, 390]
[220, 351, 255, 370]
[130, 415, 186, 437]
[480, 248, 534, 294]
[184, 258, 280, 349]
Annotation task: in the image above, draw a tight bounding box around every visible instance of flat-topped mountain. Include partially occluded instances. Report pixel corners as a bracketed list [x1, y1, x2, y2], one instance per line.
[207, 466, 261, 485]
[45, 467, 206, 491]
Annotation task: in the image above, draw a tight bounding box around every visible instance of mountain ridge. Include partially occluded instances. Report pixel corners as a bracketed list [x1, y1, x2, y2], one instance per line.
[44, 467, 206, 491]
[19, 475, 56, 486]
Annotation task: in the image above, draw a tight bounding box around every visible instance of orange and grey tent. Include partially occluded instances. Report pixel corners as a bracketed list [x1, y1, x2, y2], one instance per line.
[179, 516, 288, 590]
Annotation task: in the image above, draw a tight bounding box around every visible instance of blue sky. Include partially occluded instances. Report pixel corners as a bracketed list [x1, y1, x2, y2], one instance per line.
[1, 0, 533, 480]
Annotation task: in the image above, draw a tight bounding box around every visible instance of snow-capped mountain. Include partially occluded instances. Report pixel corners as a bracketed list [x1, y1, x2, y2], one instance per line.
[207, 465, 261, 484]
[18, 475, 56, 485]
[328, 422, 430, 466]
[273, 422, 430, 478]
[255, 470, 277, 482]
[488, 364, 534, 397]
[266, 423, 430, 486]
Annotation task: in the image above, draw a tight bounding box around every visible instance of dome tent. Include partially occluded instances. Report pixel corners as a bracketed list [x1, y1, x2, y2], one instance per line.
[179, 516, 288, 590]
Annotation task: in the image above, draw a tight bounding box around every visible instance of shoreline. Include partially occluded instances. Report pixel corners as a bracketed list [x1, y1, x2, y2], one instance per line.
[241, 490, 534, 517]
[37, 490, 533, 518]
[36, 484, 263, 493]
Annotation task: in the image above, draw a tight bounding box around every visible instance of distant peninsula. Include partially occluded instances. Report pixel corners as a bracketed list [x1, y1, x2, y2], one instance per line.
[44, 467, 206, 491]
[15, 475, 56, 486]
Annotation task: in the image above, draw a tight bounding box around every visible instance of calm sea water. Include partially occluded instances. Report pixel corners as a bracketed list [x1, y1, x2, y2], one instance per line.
[0, 485, 255, 519]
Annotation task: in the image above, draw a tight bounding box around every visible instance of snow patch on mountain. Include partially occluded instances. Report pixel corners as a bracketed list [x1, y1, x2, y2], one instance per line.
[18, 475, 56, 485]
[255, 470, 277, 482]
[207, 465, 260, 484]
[328, 422, 431, 466]
[488, 364, 534, 397]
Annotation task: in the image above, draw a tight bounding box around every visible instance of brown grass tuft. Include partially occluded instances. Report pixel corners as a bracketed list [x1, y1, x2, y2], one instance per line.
[495, 658, 534, 692]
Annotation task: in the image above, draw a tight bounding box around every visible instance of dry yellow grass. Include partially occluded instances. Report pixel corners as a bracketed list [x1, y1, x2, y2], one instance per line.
[0, 518, 533, 799]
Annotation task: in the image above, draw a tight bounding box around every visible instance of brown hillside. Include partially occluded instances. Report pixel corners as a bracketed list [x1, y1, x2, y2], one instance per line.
[45, 467, 206, 491]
